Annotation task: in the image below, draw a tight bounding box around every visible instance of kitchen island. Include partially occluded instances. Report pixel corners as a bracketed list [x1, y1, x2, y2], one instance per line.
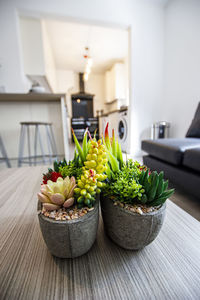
[0, 93, 70, 161]
[0, 166, 200, 300]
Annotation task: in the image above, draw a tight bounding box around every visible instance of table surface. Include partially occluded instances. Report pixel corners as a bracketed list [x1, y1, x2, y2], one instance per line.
[0, 166, 200, 300]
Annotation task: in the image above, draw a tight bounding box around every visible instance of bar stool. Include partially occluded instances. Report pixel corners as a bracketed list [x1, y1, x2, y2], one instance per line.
[0, 135, 11, 168]
[18, 122, 57, 167]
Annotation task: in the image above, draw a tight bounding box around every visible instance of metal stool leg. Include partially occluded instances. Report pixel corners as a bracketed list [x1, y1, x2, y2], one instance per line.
[45, 125, 52, 163]
[27, 125, 32, 166]
[37, 126, 47, 164]
[34, 125, 38, 166]
[0, 135, 11, 168]
[48, 125, 58, 160]
[18, 125, 26, 167]
[18, 122, 57, 166]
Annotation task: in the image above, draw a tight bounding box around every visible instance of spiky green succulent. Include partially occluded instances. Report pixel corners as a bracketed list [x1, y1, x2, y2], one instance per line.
[53, 159, 68, 172]
[103, 123, 124, 179]
[139, 169, 174, 206]
[59, 151, 83, 179]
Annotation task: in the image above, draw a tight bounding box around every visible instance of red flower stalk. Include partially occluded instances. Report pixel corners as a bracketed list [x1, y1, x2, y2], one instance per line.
[104, 122, 111, 150]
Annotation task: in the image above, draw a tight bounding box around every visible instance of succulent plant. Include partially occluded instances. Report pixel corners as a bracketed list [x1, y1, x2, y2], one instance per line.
[59, 151, 83, 179]
[102, 159, 145, 204]
[139, 169, 174, 206]
[72, 131, 108, 207]
[53, 158, 67, 172]
[103, 123, 124, 179]
[38, 176, 77, 211]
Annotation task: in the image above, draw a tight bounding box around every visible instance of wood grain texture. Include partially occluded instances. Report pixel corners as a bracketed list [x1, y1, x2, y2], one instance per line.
[0, 166, 200, 300]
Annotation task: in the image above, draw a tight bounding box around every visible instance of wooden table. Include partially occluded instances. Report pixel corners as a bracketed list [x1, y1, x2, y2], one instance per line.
[0, 167, 200, 300]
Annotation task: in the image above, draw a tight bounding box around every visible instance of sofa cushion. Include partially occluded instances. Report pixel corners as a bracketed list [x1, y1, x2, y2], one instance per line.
[142, 138, 200, 165]
[183, 148, 200, 172]
[186, 102, 200, 137]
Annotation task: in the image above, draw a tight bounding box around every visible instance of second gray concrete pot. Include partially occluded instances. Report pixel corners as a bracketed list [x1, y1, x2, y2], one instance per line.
[101, 196, 166, 250]
[38, 198, 99, 258]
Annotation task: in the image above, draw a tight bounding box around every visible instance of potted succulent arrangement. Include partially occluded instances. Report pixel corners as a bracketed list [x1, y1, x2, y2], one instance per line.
[37, 129, 107, 258]
[100, 124, 175, 250]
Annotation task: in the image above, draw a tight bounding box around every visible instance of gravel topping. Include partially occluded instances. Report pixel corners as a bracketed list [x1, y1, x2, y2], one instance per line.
[113, 201, 161, 215]
[40, 206, 94, 220]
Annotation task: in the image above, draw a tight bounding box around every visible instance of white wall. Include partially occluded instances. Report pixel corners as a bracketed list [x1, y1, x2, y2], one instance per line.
[0, 4, 29, 92]
[85, 73, 105, 117]
[0, 0, 165, 155]
[41, 20, 57, 92]
[55, 69, 77, 117]
[130, 2, 164, 154]
[56, 70, 76, 93]
[20, 17, 45, 76]
[163, 0, 200, 137]
[19, 17, 57, 92]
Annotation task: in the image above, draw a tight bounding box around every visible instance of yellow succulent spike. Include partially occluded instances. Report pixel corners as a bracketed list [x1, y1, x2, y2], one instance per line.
[74, 135, 108, 207]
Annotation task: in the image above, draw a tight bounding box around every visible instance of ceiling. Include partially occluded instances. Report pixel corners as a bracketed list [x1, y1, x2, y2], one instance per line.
[44, 19, 128, 73]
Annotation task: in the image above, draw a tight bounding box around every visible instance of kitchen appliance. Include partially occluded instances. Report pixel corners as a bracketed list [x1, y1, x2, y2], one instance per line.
[151, 121, 170, 139]
[71, 73, 98, 140]
[118, 109, 130, 153]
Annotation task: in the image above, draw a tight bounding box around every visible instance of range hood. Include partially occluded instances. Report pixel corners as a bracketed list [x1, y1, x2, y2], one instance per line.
[71, 73, 94, 100]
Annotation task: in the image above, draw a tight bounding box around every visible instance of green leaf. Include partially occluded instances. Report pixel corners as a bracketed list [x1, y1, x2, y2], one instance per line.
[139, 170, 145, 185]
[112, 129, 117, 158]
[156, 171, 164, 198]
[163, 180, 168, 192]
[151, 188, 174, 206]
[53, 161, 59, 172]
[148, 172, 159, 201]
[72, 129, 84, 163]
[140, 194, 148, 204]
[82, 129, 88, 161]
[141, 169, 149, 186]
[107, 152, 119, 173]
[144, 170, 151, 194]
[116, 141, 123, 166]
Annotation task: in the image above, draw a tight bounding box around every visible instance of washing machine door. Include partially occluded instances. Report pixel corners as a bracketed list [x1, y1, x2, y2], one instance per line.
[118, 116, 127, 143]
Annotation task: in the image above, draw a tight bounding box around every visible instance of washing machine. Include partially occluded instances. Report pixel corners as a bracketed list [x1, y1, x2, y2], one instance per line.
[117, 110, 130, 153]
[108, 112, 119, 137]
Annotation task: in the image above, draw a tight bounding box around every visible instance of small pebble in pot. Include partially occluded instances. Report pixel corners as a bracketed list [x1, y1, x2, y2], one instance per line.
[113, 201, 159, 215]
[41, 205, 94, 221]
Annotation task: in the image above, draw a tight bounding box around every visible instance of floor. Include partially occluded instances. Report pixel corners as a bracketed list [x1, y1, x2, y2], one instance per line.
[1, 147, 200, 222]
[170, 186, 200, 221]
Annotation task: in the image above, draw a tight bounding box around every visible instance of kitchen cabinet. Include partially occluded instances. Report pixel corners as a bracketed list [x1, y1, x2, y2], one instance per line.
[105, 63, 126, 103]
[19, 17, 56, 92]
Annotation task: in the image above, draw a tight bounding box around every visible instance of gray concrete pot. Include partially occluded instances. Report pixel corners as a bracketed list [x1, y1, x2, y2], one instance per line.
[101, 196, 166, 250]
[38, 198, 99, 258]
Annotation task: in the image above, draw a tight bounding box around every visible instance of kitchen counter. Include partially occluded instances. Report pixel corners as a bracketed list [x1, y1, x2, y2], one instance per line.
[0, 166, 200, 300]
[0, 93, 65, 102]
[0, 93, 69, 160]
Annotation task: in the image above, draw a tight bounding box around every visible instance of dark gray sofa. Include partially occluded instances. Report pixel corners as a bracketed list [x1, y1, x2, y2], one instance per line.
[142, 103, 200, 199]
